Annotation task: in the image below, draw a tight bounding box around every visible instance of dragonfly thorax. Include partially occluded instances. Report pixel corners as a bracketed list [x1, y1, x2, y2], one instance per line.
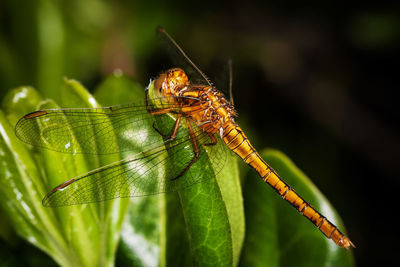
[153, 68, 236, 137]
[186, 86, 236, 138]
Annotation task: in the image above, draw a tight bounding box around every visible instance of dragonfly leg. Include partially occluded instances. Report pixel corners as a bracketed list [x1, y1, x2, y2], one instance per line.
[170, 119, 200, 180]
[203, 133, 218, 146]
[145, 90, 173, 115]
[153, 114, 182, 141]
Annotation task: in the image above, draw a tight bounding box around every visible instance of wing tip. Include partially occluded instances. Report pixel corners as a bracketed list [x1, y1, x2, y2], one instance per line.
[42, 196, 51, 207]
[14, 110, 48, 142]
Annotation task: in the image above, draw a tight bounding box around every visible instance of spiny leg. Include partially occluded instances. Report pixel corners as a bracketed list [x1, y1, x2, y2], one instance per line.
[145, 91, 200, 180]
[153, 113, 182, 141]
[145, 90, 183, 141]
[170, 119, 200, 180]
[198, 123, 218, 146]
[203, 132, 218, 146]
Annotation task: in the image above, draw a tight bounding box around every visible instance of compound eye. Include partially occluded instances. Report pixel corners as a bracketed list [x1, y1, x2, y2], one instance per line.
[168, 68, 189, 87]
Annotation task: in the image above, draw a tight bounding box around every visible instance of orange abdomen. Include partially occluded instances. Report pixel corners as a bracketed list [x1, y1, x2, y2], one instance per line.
[221, 122, 354, 249]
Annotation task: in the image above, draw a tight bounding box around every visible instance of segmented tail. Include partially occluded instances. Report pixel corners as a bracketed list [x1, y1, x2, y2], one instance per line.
[222, 122, 354, 249]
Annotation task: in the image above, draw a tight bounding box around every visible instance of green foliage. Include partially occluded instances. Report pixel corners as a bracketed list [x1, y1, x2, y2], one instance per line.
[0, 79, 129, 266]
[0, 75, 353, 266]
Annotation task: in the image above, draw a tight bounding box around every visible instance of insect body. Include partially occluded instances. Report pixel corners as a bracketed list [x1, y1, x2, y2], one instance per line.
[15, 27, 354, 249]
[151, 66, 354, 249]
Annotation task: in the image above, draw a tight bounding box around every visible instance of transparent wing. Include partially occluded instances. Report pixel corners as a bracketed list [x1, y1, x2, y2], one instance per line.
[42, 121, 226, 207]
[15, 96, 199, 155]
[15, 95, 227, 207]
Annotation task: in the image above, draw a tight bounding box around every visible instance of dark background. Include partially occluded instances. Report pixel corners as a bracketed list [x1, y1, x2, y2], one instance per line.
[1, 1, 399, 266]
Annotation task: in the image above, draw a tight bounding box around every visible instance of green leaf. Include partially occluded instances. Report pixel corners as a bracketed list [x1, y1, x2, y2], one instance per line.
[95, 74, 164, 267]
[178, 151, 244, 266]
[1, 101, 74, 266]
[1, 86, 43, 125]
[239, 149, 355, 267]
[59, 78, 130, 266]
[152, 105, 241, 267]
[163, 192, 192, 267]
[178, 170, 232, 266]
[0, 81, 130, 267]
[116, 195, 163, 267]
[94, 72, 145, 106]
[215, 156, 244, 266]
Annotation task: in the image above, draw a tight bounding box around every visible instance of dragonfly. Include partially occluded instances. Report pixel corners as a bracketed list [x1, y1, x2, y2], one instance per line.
[15, 27, 354, 250]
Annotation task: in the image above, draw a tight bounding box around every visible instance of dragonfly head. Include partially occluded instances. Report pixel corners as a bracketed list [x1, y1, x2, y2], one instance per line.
[153, 68, 189, 98]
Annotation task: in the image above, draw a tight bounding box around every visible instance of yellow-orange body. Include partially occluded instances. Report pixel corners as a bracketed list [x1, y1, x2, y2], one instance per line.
[154, 68, 354, 249]
[15, 27, 354, 249]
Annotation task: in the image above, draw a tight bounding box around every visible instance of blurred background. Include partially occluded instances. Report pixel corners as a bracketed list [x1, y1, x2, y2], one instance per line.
[1, 0, 399, 266]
